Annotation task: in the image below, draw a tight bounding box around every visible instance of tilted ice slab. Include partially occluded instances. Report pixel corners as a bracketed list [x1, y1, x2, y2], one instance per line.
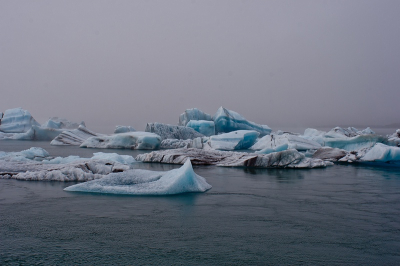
[114, 125, 136, 134]
[186, 120, 215, 136]
[42, 117, 84, 129]
[145, 122, 204, 140]
[0, 108, 40, 133]
[64, 160, 212, 195]
[209, 130, 259, 150]
[250, 134, 321, 151]
[51, 125, 98, 145]
[136, 148, 329, 168]
[178, 108, 212, 126]
[213, 107, 271, 136]
[80, 132, 161, 150]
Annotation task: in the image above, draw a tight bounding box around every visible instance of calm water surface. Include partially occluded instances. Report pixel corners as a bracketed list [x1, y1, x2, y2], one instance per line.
[1, 140, 400, 265]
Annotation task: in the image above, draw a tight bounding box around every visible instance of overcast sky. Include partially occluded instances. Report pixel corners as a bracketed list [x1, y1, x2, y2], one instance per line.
[1, 0, 399, 133]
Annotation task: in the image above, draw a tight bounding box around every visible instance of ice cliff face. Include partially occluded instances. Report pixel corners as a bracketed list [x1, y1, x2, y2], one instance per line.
[213, 107, 271, 136]
[0, 108, 40, 133]
[80, 132, 161, 150]
[178, 108, 212, 126]
[145, 122, 204, 140]
[64, 159, 212, 195]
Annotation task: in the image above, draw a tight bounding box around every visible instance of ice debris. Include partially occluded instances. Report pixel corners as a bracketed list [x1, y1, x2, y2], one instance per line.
[213, 107, 271, 136]
[64, 159, 212, 195]
[136, 148, 329, 168]
[145, 122, 204, 140]
[178, 108, 212, 126]
[186, 120, 215, 136]
[80, 132, 161, 150]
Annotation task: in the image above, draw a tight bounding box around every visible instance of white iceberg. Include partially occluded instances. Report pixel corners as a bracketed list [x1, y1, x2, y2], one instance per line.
[0, 108, 40, 133]
[64, 159, 212, 195]
[255, 143, 289, 155]
[360, 143, 400, 163]
[178, 108, 212, 126]
[209, 130, 259, 150]
[50, 125, 98, 146]
[250, 133, 321, 151]
[323, 134, 385, 151]
[114, 125, 136, 134]
[145, 122, 204, 140]
[0, 147, 50, 162]
[80, 132, 161, 150]
[186, 120, 215, 136]
[325, 126, 375, 138]
[136, 148, 329, 168]
[388, 129, 400, 147]
[213, 107, 271, 136]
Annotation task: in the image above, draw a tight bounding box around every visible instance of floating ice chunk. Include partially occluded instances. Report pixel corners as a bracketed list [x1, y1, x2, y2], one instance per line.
[114, 125, 136, 134]
[250, 134, 321, 151]
[255, 143, 288, 154]
[80, 132, 161, 150]
[42, 117, 83, 129]
[136, 148, 329, 168]
[0, 147, 50, 162]
[360, 143, 400, 162]
[186, 120, 215, 136]
[323, 135, 385, 151]
[64, 159, 212, 195]
[145, 122, 204, 140]
[325, 126, 375, 138]
[50, 125, 98, 146]
[213, 107, 271, 136]
[209, 130, 259, 150]
[178, 108, 212, 126]
[0, 108, 40, 133]
[90, 152, 136, 165]
[387, 129, 400, 147]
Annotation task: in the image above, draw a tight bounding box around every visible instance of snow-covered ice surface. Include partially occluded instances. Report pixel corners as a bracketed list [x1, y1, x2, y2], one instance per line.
[80, 132, 161, 150]
[251, 133, 321, 151]
[64, 159, 212, 195]
[186, 120, 215, 136]
[145, 122, 204, 140]
[136, 148, 329, 168]
[209, 130, 259, 150]
[178, 108, 212, 126]
[213, 107, 271, 136]
[50, 125, 98, 145]
[114, 125, 136, 134]
[0, 108, 40, 133]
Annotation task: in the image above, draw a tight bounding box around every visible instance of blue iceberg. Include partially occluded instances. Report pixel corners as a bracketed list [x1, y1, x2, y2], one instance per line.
[209, 130, 259, 150]
[0, 108, 40, 133]
[64, 159, 212, 195]
[213, 107, 271, 136]
[178, 108, 212, 126]
[186, 120, 215, 136]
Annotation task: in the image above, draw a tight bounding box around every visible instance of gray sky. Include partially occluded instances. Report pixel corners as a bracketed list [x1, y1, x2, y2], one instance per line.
[1, 0, 399, 133]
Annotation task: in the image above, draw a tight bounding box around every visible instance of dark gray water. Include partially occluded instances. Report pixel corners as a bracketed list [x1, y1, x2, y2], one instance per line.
[1, 141, 400, 265]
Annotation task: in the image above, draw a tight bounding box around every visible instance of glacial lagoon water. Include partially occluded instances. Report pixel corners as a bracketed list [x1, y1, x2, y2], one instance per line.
[1, 140, 400, 265]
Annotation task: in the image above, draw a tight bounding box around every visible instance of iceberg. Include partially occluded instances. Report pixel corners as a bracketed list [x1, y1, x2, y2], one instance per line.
[255, 143, 289, 155]
[325, 126, 375, 138]
[312, 147, 348, 162]
[114, 125, 136, 134]
[50, 125, 98, 146]
[64, 159, 212, 195]
[388, 129, 400, 147]
[0, 108, 40, 133]
[160, 139, 193, 149]
[41, 117, 83, 129]
[323, 134, 386, 151]
[136, 148, 329, 168]
[178, 108, 212, 126]
[209, 130, 259, 150]
[213, 107, 271, 136]
[0, 147, 50, 162]
[186, 120, 215, 136]
[80, 132, 161, 150]
[250, 133, 321, 151]
[360, 143, 400, 163]
[145, 122, 204, 140]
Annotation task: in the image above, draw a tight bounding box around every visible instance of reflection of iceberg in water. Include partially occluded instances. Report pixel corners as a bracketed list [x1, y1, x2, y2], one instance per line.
[64, 160, 212, 195]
